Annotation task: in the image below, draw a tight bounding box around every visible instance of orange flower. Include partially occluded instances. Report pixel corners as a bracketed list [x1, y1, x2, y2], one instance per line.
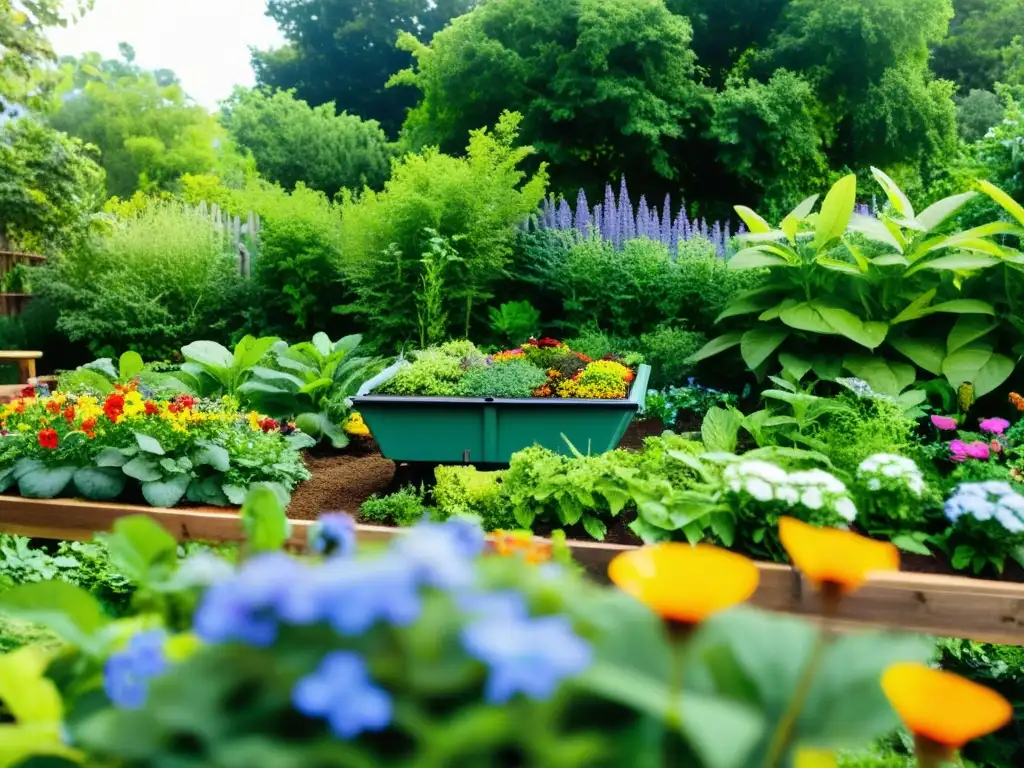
[486, 531, 552, 564]
[608, 543, 759, 625]
[1010, 392, 1024, 412]
[779, 517, 898, 595]
[882, 663, 1012, 749]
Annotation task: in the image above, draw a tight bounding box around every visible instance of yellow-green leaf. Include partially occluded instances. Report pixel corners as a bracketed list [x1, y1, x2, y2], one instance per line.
[814, 174, 857, 251]
[734, 205, 773, 234]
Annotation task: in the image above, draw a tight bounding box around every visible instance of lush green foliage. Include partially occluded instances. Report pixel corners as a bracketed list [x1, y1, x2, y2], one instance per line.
[36, 202, 245, 359]
[359, 484, 429, 526]
[252, 0, 475, 137]
[932, 0, 1024, 92]
[456, 359, 548, 398]
[392, 0, 707, 193]
[338, 113, 548, 347]
[221, 87, 392, 198]
[0, 118, 105, 253]
[49, 50, 251, 198]
[432, 465, 517, 530]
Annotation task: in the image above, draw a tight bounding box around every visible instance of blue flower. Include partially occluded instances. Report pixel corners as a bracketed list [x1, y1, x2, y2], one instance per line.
[945, 482, 1024, 533]
[193, 553, 305, 646]
[390, 519, 482, 590]
[309, 512, 357, 558]
[103, 629, 168, 709]
[292, 651, 392, 739]
[462, 613, 592, 704]
[317, 556, 423, 635]
[458, 590, 528, 621]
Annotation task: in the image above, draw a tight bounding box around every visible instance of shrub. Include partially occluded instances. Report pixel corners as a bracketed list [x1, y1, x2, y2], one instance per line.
[812, 395, 918, 479]
[432, 465, 516, 530]
[359, 485, 429, 527]
[665, 240, 763, 336]
[339, 112, 548, 349]
[637, 326, 706, 388]
[457, 359, 547, 398]
[36, 202, 243, 359]
[375, 345, 474, 397]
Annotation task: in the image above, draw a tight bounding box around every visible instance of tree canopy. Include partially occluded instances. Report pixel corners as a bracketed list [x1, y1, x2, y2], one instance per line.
[251, 0, 476, 138]
[932, 0, 1024, 92]
[48, 51, 251, 199]
[221, 87, 392, 198]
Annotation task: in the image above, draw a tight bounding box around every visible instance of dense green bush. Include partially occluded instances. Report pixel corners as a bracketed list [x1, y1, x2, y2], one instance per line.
[456, 359, 547, 398]
[813, 395, 919, 479]
[338, 112, 548, 349]
[359, 485, 430, 526]
[432, 465, 516, 530]
[637, 325, 707, 388]
[36, 202, 244, 359]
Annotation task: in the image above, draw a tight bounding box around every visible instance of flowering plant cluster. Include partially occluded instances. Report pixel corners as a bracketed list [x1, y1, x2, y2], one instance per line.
[943, 481, 1024, 573]
[0, 382, 312, 506]
[722, 460, 857, 561]
[852, 454, 935, 548]
[929, 414, 1010, 465]
[374, 339, 640, 400]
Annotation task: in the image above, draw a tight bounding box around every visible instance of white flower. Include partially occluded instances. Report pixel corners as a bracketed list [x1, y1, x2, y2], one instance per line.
[738, 460, 788, 484]
[881, 463, 903, 478]
[775, 485, 800, 505]
[907, 476, 925, 497]
[790, 469, 845, 494]
[835, 497, 857, 522]
[800, 487, 824, 510]
[744, 477, 775, 502]
[867, 478, 881, 491]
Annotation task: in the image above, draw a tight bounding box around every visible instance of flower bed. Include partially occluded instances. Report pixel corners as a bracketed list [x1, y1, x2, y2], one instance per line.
[353, 339, 652, 463]
[0, 383, 313, 507]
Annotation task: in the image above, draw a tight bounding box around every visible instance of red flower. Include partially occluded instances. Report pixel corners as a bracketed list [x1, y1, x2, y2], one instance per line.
[45, 399, 61, 414]
[534, 337, 562, 348]
[37, 428, 58, 450]
[576, 352, 592, 363]
[174, 394, 196, 410]
[81, 417, 96, 432]
[144, 401, 159, 416]
[63, 406, 75, 423]
[260, 417, 279, 433]
[103, 393, 124, 422]
[19, 386, 35, 399]
[168, 403, 181, 414]
[13, 401, 24, 414]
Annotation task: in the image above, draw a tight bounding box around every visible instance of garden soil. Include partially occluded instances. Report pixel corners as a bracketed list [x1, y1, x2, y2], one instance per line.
[286, 453, 395, 521]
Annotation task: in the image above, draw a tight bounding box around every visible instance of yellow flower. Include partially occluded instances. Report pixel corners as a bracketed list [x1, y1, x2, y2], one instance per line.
[122, 390, 146, 418]
[247, 411, 262, 431]
[779, 517, 898, 595]
[343, 412, 370, 436]
[17, 423, 29, 432]
[608, 543, 759, 625]
[882, 663, 1012, 749]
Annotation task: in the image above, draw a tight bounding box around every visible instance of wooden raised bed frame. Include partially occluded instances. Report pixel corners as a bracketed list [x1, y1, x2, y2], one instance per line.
[0, 495, 1021, 645]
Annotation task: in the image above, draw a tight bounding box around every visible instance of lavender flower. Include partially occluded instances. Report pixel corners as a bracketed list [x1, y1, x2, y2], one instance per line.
[292, 651, 392, 739]
[104, 630, 168, 709]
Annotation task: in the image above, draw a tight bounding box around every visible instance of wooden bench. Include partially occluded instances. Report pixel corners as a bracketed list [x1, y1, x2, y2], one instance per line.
[0, 350, 41, 384]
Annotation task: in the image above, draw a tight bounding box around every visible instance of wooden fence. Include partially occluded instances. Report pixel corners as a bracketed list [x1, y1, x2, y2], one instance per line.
[192, 202, 261, 277]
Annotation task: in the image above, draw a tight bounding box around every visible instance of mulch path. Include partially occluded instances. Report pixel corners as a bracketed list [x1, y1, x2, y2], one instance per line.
[286, 452, 395, 521]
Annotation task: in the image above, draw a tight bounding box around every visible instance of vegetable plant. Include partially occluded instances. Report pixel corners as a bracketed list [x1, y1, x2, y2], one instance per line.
[180, 335, 280, 398]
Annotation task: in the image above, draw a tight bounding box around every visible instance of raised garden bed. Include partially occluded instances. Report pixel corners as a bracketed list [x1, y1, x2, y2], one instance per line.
[2, 494, 1022, 644]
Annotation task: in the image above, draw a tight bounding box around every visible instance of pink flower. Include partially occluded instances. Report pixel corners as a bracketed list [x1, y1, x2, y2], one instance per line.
[991, 439, 1003, 454]
[965, 441, 991, 460]
[950, 440, 969, 462]
[979, 417, 1010, 435]
[931, 415, 958, 431]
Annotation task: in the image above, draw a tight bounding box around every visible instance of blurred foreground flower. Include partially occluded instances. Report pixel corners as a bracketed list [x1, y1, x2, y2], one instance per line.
[104, 630, 169, 709]
[779, 517, 898, 598]
[882, 662, 1011, 764]
[608, 543, 759, 626]
[487, 530, 553, 563]
[293, 651, 392, 738]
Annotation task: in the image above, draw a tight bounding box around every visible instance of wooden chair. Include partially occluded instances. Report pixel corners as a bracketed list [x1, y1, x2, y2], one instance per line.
[0, 351, 42, 383]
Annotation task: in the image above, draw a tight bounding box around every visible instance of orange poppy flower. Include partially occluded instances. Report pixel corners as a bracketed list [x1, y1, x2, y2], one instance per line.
[882, 663, 1012, 748]
[607, 543, 759, 625]
[779, 517, 898, 595]
[486, 532, 552, 564]
[1010, 392, 1024, 412]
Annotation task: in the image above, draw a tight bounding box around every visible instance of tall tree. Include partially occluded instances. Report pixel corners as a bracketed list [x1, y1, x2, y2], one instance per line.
[252, 0, 476, 138]
[932, 0, 1024, 92]
[48, 51, 251, 198]
[221, 87, 391, 198]
[392, 0, 708, 195]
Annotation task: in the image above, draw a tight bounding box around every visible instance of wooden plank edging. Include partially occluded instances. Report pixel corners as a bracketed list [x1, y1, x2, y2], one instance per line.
[0, 495, 1021, 645]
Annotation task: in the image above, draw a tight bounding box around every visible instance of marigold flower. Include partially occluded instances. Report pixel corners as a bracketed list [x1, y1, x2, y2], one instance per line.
[882, 663, 1012, 749]
[37, 427, 58, 450]
[175, 394, 196, 410]
[63, 406, 75, 423]
[1010, 392, 1024, 412]
[260, 417, 279, 433]
[144, 401, 159, 416]
[81, 417, 96, 432]
[608, 543, 759, 625]
[45, 399, 61, 414]
[103, 393, 125, 422]
[779, 517, 898, 595]
[486, 531, 552, 564]
[19, 386, 35, 399]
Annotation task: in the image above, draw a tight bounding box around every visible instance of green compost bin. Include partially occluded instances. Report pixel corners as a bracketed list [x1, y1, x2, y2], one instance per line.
[352, 364, 651, 465]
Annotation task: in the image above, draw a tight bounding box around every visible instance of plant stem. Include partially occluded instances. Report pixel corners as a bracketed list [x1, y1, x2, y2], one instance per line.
[762, 627, 829, 768]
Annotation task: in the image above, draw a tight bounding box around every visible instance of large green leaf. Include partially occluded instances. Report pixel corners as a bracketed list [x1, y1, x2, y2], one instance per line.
[18, 466, 73, 499]
[193, 441, 230, 472]
[716, 289, 780, 322]
[103, 515, 177, 586]
[73, 467, 126, 501]
[907, 252, 1000, 274]
[778, 352, 813, 382]
[780, 195, 819, 242]
[241, 483, 291, 551]
[118, 351, 144, 381]
[888, 336, 945, 375]
[232, 335, 280, 372]
[0, 647, 77, 767]
[134, 432, 165, 456]
[249, 366, 304, 391]
[915, 192, 975, 232]
[181, 340, 233, 373]
[0, 582, 107, 653]
[947, 315, 998, 354]
[973, 353, 1016, 398]
[740, 328, 790, 370]
[890, 289, 936, 324]
[141, 475, 190, 508]
[925, 299, 995, 316]
[814, 306, 887, 350]
[814, 174, 856, 250]
[702, 407, 743, 453]
[847, 213, 901, 251]
[842, 357, 914, 397]
[122, 457, 162, 482]
[942, 343, 994, 389]
[688, 333, 743, 363]
[976, 178, 1024, 228]
[779, 302, 837, 335]
[728, 248, 790, 270]
[870, 167, 914, 218]
[94, 447, 129, 468]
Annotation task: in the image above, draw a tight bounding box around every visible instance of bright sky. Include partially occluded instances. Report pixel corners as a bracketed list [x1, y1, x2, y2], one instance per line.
[48, 0, 285, 111]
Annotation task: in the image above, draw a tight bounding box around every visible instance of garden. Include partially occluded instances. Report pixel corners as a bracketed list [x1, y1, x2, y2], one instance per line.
[3, 0, 1024, 765]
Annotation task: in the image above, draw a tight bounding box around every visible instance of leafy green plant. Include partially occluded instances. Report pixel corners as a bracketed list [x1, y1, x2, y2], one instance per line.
[359, 485, 430, 526]
[456, 359, 547, 398]
[375, 345, 474, 397]
[180, 334, 279, 397]
[692, 171, 1023, 399]
[432, 465, 516, 531]
[58, 350, 193, 397]
[415, 229, 461, 347]
[488, 299, 541, 346]
[240, 332, 381, 447]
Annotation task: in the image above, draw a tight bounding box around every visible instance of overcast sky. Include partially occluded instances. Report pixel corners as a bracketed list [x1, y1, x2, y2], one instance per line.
[48, 0, 285, 110]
